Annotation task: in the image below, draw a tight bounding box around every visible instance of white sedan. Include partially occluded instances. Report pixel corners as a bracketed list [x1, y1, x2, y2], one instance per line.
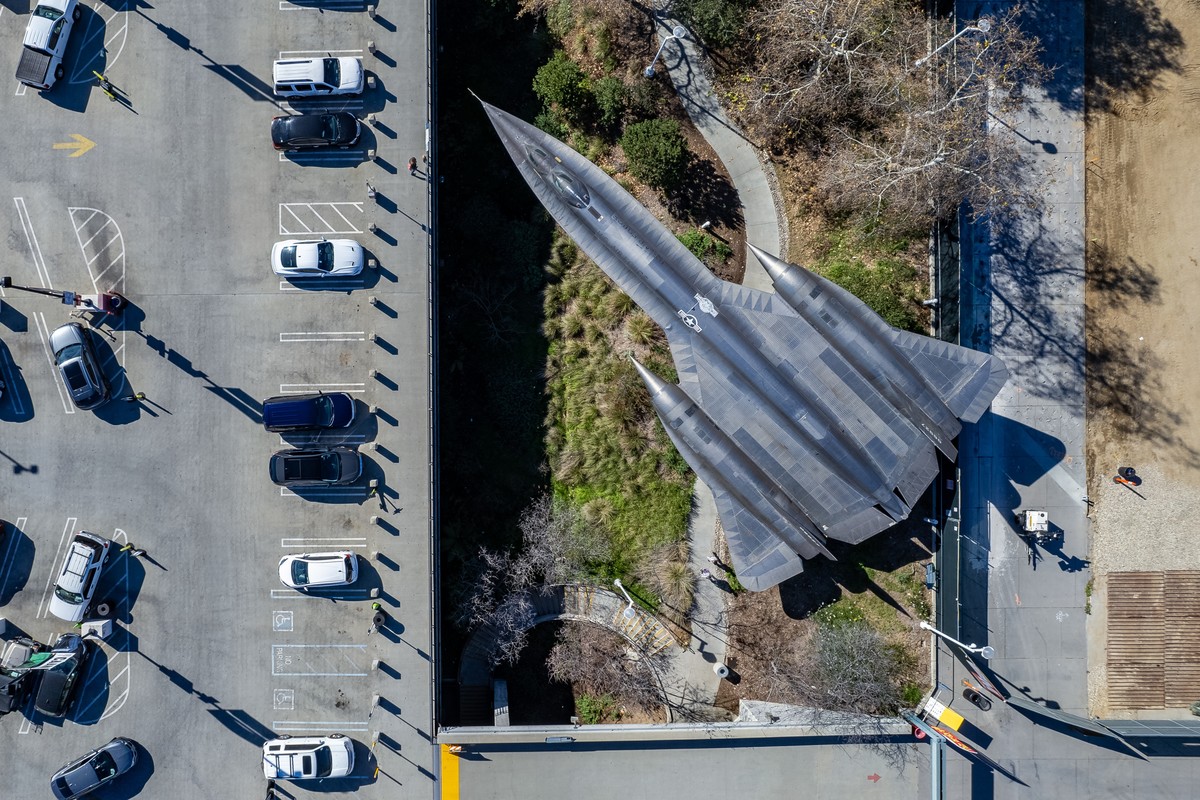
[271, 239, 364, 278]
[278, 552, 360, 589]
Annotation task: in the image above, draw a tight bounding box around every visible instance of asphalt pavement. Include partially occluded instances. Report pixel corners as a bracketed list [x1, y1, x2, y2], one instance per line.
[0, 2, 434, 798]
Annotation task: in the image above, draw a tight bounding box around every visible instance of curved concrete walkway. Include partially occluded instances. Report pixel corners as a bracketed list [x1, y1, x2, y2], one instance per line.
[649, 7, 789, 710]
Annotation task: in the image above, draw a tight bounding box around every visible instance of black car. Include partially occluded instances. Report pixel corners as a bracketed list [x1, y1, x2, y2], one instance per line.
[262, 392, 355, 432]
[0, 636, 46, 715]
[270, 447, 362, 486]
[51, 737, 139, 799]
[271, 112, 361, 150]
[34, 633, 87, 718]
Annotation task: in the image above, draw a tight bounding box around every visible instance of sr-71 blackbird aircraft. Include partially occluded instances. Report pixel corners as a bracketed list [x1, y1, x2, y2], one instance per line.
[482, 100, 1008, 592]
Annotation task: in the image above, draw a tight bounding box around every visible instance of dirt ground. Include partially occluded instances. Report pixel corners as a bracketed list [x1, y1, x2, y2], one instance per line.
[1085, 0, 1200, 713]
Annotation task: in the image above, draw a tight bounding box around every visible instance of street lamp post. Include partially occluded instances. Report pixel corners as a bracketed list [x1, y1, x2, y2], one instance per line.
[645, 25, 688, 78]
[612, 578, 636, 619]
[919, 621, 995, 659]
[914, 18, 992, 68]
[0, 276, 68, 300]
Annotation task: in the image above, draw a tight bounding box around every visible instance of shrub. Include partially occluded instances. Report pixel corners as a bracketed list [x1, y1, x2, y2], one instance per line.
[533, 50, 593, 124]
[676, 229, 733, 266]
[534, 109, 569, 141]
[593, 76, 626, 131]
[672, 0, 749, 50]
[620, 119, 689, 193]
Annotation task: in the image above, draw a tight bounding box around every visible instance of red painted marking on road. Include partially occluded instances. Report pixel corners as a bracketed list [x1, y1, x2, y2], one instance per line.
[867, 773, 881, 783]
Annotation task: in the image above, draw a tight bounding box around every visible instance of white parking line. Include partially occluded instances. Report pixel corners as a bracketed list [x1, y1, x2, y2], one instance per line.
[281, 99, 366, 114]
[279, 538, 368, 548]
[278, 49, 365, 56]
[33, 312, 74, 415]
[279, 332, 366, 343]
[278, 280, 364, 292]
[278, 151, 365, 163]
[278, 433, 369, 446]
[14, 197, 52, 288]
[279, 486, 367, 498]
[270, 589, 374, 600]
[272, 720, 370, 731]
[279, 383, 366, 393]
[280, 0, 367, 9]
[36, 518, 78, 619]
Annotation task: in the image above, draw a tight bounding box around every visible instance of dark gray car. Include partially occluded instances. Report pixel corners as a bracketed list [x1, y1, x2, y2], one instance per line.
[34, 632, 87, 717]
[49, 323, 109, 410]
[51, 737, 138, 799]
[269, 448, 362, 486]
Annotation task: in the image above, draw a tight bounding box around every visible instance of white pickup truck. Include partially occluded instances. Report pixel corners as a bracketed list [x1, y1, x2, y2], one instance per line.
[15, 0, 80, 91]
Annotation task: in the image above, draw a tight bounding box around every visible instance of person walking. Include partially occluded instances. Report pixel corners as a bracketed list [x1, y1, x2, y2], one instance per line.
[407, 156, 418, 175]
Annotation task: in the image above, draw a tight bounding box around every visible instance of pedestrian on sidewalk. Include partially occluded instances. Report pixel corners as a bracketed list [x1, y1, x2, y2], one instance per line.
[699, 568, 714, 582]
[407, 156, 418, 175]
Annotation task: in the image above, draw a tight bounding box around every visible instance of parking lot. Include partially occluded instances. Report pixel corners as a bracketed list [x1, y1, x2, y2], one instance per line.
[0, 1, 434, 797]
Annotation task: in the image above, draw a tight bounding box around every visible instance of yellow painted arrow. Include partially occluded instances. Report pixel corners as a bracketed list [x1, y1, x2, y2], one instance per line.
[52, 133, 96, 158]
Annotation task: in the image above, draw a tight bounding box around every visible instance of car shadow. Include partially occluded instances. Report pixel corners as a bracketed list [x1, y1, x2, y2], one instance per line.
[37, 4, 109, 114]
[0, 520, 36, 604]
[70, 640, 111, 726]
[94, 547, 147, 626]
[0, 337, 35, 423]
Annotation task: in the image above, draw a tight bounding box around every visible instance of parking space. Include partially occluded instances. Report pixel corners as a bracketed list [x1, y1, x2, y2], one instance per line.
[0, 1, 433, 797]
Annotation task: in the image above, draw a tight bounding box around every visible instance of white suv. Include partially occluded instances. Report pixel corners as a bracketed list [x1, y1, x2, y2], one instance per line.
[262, 735, 354, 780]
[48, 532, 110, 622]
[272, 57, 363, 98]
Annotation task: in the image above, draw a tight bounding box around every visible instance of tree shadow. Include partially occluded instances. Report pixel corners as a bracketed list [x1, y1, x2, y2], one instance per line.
[776, 519, 932, 621]
[1080, 0, 1185, 114]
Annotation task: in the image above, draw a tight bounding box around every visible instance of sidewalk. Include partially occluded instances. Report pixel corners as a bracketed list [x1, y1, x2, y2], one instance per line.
[649, 8, 789, 711]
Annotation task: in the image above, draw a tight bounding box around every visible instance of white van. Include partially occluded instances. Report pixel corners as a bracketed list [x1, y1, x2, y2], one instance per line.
[272, 56, 364, 98]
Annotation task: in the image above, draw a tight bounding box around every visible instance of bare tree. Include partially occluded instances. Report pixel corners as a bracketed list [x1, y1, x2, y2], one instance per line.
[743, 2, 1050, 222]
[546, 622, 668, 715]
[456, 494, 612, 665]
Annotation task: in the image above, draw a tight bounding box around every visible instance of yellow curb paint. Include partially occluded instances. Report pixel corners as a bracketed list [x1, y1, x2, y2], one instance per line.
[440, 744, 460, 800]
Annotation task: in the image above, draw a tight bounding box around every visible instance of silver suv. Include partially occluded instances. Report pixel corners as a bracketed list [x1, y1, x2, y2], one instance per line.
[49, 531, 110, 622]
[49, 323, 110, 410]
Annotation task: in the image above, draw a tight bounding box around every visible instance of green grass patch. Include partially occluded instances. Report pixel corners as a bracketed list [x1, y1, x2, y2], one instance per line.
[544, 231, 694, 589]
[812, 223, 926, 333]
[576, 693, 618, 724]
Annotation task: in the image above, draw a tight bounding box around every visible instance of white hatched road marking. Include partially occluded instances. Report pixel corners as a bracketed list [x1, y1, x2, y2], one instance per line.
[33, 312, 74, 415]
[272, 643, 370, 676]
[279, 202, 364, 235]
[279, 331, 366, 342]
[13, 197, 52, 288]
[70, 207, 128, 388]
[67, 2, 130, 85]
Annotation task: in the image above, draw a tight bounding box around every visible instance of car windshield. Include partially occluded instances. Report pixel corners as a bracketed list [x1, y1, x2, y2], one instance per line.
[56, 343, 83, 365]
[55, 585, 84, 604]
[92, 750, 118, 780]
[320, 452, 341, 480]
[33, 5, 61, 20]
[322, 116, 341, 141]
[54, 778, 72, 796]
[316, 395, 335, 426]
[316, 241, 334, 273]
[279, 245, 298, 269]
[291, 560, 309, 586]
[315, 745, 333, 777]
[322, 58, 341, 86]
